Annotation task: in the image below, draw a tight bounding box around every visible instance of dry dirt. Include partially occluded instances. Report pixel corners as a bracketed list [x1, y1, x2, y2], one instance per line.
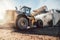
[0, 23, 59, 40]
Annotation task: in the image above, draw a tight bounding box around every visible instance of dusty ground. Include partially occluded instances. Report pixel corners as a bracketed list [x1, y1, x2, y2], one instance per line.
[0, 23, 59, 40]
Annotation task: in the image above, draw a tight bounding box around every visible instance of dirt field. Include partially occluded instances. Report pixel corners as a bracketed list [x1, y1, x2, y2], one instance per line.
[0, 23, 59, 40]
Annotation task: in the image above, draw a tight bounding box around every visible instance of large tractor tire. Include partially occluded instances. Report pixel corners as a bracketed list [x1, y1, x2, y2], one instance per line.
[36, 20, 43, 28]
[16, 16, 29, 30]
[48, 20, 53, 27]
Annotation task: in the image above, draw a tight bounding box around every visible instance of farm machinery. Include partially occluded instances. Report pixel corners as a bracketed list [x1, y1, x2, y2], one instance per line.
[15, 6, 47, 30]
[14, 5, 60, 30]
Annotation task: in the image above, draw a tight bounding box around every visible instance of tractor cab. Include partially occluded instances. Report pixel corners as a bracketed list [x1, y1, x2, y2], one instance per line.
[16, 6, 31, 16]
[20, 6, 31, 16]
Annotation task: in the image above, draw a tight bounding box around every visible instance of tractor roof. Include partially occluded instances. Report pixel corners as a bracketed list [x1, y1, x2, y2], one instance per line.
[22, 6, 31, 9]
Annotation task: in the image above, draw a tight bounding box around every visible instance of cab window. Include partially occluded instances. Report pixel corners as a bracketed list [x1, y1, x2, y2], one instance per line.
[26, 8, 30, 14]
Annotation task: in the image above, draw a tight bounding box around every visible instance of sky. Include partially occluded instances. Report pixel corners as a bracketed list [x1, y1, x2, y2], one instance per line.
[0, 0, 60, 19]
[0, 0, 60, 11]
[12, 0, 60, 10]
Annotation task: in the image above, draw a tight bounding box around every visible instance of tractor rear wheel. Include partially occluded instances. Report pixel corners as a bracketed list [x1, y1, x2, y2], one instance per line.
[16, 17, 29, 30]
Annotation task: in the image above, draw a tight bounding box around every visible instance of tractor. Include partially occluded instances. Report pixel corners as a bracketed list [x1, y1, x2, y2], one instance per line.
[15, 6, 47, 30]
[16, 6, 33, 30]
